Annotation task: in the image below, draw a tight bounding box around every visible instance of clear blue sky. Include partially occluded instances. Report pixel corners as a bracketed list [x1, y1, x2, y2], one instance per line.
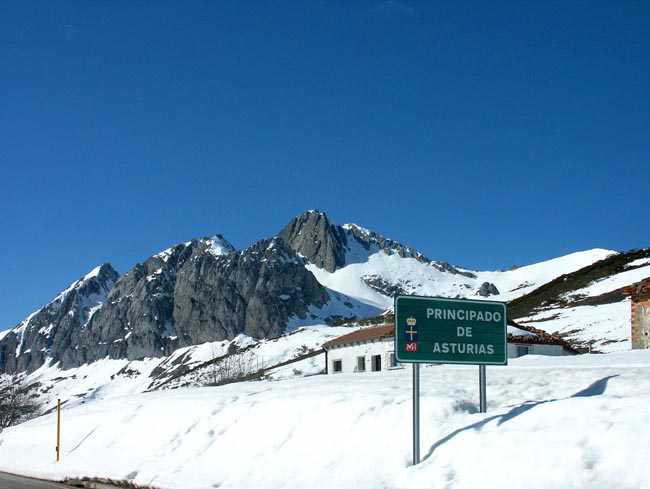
[1, 1, 648, 331]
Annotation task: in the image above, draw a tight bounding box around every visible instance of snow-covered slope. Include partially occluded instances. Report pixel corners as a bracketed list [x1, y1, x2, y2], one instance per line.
[309, 245, 616, 309]
[22, 326, 352, 410]
[514, 253, 650, 352]
[519, 301, 631, 353]
[1, 350, 649, 489]
[473, 248, 618, 301]
[305, 241, 648, 354]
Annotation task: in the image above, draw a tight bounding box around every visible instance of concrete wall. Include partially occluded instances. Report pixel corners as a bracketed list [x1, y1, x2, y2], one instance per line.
[326, 339, 400, 374]
[507, 342, 570, 358]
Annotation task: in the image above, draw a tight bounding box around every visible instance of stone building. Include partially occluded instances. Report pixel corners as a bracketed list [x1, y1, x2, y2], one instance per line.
[624, 279, 650, 349]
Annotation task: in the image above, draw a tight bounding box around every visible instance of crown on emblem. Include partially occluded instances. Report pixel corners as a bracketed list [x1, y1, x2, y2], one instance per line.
[407, 317, 417, 326]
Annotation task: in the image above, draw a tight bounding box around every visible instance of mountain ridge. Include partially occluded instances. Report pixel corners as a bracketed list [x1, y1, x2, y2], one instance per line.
[0, 210, 643, 375]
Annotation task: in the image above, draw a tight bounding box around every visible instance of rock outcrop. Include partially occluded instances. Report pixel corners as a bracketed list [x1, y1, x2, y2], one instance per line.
[476, 282, 500, 297]
[278, 210, 348, 272]
[0, 264, 119, 373]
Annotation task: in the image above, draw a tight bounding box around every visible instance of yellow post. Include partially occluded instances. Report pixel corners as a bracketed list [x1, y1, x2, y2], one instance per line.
[56, 399, 61, 462]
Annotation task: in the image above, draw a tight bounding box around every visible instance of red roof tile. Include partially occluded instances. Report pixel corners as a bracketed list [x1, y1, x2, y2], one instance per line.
[323, 324, 394, 349]
[624, 279, 650, 297]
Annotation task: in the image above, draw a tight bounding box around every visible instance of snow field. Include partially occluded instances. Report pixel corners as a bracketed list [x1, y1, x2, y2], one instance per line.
[1, 350, 650, 489]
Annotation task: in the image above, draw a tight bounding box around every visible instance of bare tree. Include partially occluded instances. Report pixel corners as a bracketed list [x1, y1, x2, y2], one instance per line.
[0, 373, 41, 431]
[204, 348, 262, 386]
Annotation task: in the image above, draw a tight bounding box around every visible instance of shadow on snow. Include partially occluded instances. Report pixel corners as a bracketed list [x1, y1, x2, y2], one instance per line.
[420, 375, 619, 463]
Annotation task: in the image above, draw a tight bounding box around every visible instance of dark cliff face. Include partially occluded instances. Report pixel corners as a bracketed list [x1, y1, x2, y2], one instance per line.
[68, 241, 196, 369]
[34, 235, 331, 370]
[278, 210, 348, 273]
[0, 263, 119, 374]
[171, 237, 330, 345]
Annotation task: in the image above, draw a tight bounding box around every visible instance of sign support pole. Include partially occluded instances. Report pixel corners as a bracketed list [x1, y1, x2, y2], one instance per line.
[479, 365, 487, 413]
[413, 363, 420, 465]
[56, 399, 61, 462]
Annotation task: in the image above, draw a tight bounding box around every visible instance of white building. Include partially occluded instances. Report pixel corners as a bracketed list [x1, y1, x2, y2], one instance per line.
[323, 324, 397, 374]
[323, 322, 577, 374]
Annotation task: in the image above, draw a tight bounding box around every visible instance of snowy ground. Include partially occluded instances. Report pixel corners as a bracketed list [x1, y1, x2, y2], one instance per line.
[519, 300, 631, 352]
[1, 349, 649, 489]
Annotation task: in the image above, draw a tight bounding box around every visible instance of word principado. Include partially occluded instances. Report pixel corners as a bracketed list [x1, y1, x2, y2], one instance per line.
[426, 307, 503, 323]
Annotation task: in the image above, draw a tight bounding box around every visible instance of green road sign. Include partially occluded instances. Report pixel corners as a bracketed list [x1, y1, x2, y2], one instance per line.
[394, 295, 507, 365]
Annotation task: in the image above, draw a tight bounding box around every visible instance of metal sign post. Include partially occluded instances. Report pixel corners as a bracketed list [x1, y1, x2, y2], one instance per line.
[413, 363, 420, 465]
[56, 399, 61, 462]
[479, 365, 487, 413]
[395, 295, 507, 464]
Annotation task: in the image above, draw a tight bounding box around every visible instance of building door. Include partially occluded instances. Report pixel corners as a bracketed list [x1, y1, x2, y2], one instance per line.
[372, 354, 381, 372]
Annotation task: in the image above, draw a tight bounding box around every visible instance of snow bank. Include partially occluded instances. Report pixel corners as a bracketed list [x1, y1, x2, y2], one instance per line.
[1, 350, 649, 489]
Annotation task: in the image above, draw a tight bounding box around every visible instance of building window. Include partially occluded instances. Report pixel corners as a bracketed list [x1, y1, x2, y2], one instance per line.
[516, 345, 531, 357]
[356, 356, 366, 372]
[333, 359, 343, 373]
[372, 354, 381, 372]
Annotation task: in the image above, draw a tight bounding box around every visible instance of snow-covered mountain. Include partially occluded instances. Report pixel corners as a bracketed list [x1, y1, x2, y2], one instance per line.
[1, 210, 646, 376]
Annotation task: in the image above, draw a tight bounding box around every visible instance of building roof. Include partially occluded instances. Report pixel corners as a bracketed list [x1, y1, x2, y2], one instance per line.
[623, 278, 650, 298]
[507, 323, 578, 353]
[323, 324, 394, 349]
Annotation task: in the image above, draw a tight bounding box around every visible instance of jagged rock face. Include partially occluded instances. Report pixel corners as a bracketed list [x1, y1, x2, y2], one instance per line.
[280, 210, 475, 279]
[344, 223, 430, 264]
[0, 264, 119, 374]
[279, 210, 429, 272]
[279, 210, 348, 272]
[171, 237, 329, 346]
[55, 237, 330, 369]
[70, 241, 195, 368]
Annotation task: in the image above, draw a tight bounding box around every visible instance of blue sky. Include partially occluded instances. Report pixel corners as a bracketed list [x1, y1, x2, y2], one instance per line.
[1, 1, 648, 331]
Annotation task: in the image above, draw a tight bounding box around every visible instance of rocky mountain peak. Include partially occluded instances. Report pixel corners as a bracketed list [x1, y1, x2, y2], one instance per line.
[278, 210, 348, 272]
[279, 211, 472, 279]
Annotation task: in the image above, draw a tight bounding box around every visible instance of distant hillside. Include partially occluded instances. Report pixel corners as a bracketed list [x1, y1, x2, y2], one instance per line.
[509, 248, 650, 352]
[509, 248, 650, 318]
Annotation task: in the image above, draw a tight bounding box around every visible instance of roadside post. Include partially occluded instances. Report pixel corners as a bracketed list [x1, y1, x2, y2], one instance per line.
[394, 295, 507, 465]
[56, 399, 61, 462]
